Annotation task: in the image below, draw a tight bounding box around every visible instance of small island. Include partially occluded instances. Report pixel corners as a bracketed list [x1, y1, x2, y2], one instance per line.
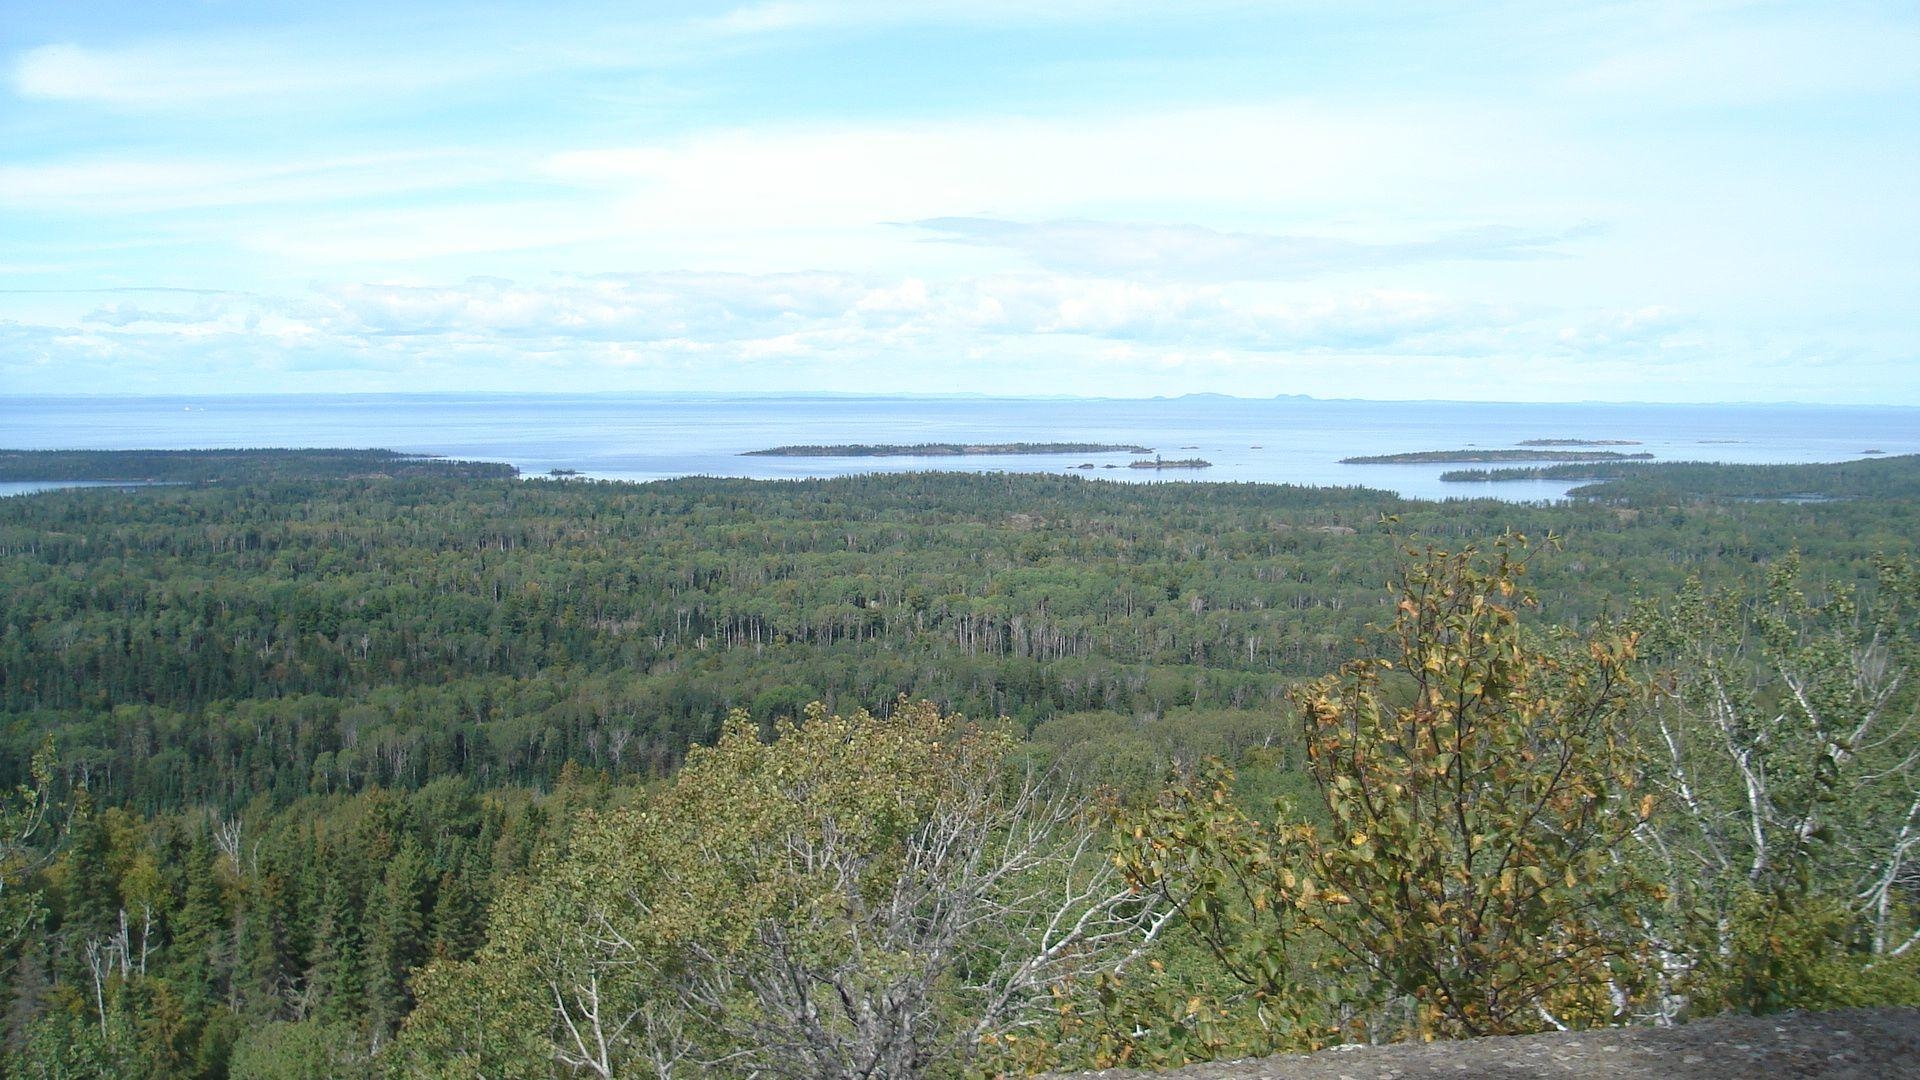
[1129, 457, 1212, 470]
[744, 442, 1152, 457]
[1517, 438, 1642, 446]
[1340, 449, 1655, 465]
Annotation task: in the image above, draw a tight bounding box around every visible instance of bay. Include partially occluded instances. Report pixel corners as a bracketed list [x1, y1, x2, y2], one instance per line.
[3, 394, 1914, 502]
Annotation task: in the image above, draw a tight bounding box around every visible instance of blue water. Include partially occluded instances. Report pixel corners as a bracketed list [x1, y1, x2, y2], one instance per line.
[3, 394, 1915, 502]
[0, 480, 165, 498]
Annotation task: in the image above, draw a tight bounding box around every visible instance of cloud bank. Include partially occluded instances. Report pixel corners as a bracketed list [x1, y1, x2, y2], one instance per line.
[908, 218, 1599, 281]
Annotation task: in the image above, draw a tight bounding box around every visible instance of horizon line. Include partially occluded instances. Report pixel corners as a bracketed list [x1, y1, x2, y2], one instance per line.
[1, 391, 1912, 410]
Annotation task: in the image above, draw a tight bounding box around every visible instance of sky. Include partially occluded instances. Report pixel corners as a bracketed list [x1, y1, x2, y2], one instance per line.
[1, 1, 1916, 402]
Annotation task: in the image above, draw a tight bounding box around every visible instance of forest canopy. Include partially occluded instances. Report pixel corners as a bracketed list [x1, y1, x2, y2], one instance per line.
[0, 450, 1914, 1076]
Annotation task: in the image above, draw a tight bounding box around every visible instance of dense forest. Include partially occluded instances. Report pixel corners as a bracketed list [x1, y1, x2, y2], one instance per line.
[0, 451, 1915, 1076]
[1439, 453, 1920, 502]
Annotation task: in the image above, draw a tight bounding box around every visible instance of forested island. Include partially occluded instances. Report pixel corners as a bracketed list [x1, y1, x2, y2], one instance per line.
[1517, 438, 1642, 446]
[1128, 457, 1212, 469]
[744, 441, 1152, 456]
[1, 449, 1915, 1077]
[1340, 448, 1656, 464]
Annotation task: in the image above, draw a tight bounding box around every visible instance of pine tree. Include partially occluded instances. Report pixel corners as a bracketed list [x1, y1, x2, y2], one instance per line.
[307, 847, 366, 1029]
[165, 830, 226, 1013]
[363, 839, 429, 1039]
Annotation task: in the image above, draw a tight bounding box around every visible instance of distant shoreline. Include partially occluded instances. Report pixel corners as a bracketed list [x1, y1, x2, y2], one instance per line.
[744, 442, 1152, 457]
[4, 399, 1907, 504]
[1341, 450, 1656, 465]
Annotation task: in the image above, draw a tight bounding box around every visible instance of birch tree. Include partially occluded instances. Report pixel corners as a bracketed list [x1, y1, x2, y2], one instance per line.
[0, 741, 56, 962]
[1638, 554, 1920, 1012]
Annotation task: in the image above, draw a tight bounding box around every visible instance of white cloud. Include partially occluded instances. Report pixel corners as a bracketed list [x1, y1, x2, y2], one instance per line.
[38, 271, 1594, 364]
[0, 151, 495, 215]
[1552, 305, 1688, 351]
[319, 273, 873, 340]
[909, 217, 1592, 280]
[4, 2, 1911, 401]
[2, 102, 1549, 275]
[0, 277, 1900, 401]
[10, 40, 497, 110]
[18, 2, 1144, 116]
[1565, 8, 1920, 106]
[706, 0, 1273, 34]
[714, 2, 832, 33]
[544, 104, 1518, 233]
[82, 303, 206, 328]
[235, 202, 604, 265]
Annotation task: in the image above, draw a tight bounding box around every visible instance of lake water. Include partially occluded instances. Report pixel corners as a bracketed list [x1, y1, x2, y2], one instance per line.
[0, 480, 166, 498]
[3, 394, 1915, 502]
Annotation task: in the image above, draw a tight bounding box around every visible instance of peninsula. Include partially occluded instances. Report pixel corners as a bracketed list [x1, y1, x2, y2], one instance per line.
[745, 442, 1152, 457]
[1440, 454, 1920, 502]
[0, 448, 517, 483]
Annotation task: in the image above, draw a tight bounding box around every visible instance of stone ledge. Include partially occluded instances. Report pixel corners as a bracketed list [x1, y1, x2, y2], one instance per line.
[1049, 1007, 1920, 1080]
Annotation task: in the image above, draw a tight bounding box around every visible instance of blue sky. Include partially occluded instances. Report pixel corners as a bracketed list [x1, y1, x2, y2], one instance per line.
[2, 1, 1915, 401]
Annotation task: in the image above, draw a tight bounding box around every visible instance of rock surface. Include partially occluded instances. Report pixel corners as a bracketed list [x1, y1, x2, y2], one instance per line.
[1051, 1008, 1920, 1079]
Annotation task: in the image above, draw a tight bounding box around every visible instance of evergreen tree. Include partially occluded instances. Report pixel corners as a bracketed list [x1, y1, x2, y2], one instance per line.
[362, 839, 429, 1040]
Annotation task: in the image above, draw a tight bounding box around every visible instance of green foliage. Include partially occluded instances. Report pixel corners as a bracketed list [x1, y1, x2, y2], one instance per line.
[1011, 936, 1277, 1074]
[1116, 538, 1657, 1054]
[1108, 759, 1333, 1056]
[1637, 553, 1920, 1015]
[228, 1020, 377, 1080]
[397, 700, 1152, 1079]
[1439, 452, 1920, 503]
[2, 457, 1915, 1071]
[2, 463, 1903, 821]
[0, 741, 56, 963]
[0, 782, 538, 1078]
[1296, 537, 1654, 1037]
[15, 1005, 141, 1079]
